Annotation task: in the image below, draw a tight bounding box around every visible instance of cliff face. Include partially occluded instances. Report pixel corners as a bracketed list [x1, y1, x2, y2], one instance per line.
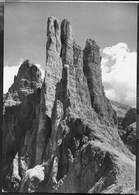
[2, 17, 135, 193]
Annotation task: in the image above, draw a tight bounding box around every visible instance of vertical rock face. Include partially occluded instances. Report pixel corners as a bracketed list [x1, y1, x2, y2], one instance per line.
[61, 19, 73, 64]
[43, 17, 63, 117]
[2, 17, 135, 194]
[2, 89, 41, 191]
[83, 39, 117, 127]
[35, 17, 63, 165]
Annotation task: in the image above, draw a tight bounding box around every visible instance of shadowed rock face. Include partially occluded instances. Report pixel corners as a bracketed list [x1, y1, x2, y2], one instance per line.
[2, 17, 135, 193]
[119, 108, 136, 155]
[120, 122, 136, 155]
[6, 60, 42, 102]
[83, 39, 117, 127]
[111, 101, 136, 155]
[110, 100, 131, 130]
[122, 108, 136, 129]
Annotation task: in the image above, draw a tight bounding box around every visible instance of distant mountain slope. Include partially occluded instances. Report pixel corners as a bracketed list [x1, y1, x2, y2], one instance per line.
[120, 108, 136, 155]
[110, 100, 136, 155]
[122, 108, 136, 128]
[110, 99, 131, 118]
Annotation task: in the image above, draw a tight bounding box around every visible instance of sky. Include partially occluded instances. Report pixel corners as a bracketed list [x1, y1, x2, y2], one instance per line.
[4, 2, 137, 107]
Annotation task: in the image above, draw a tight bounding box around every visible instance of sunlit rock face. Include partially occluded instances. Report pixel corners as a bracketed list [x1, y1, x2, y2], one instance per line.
[2, 17, 135, 194]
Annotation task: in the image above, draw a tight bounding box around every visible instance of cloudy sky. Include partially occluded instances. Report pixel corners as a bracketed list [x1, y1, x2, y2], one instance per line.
[4, 2, 137, 107]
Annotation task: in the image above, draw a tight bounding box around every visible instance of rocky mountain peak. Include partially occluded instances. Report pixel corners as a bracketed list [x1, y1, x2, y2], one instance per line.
[46, 16, 61, 55]
[61, 19, 73, 44]
[5, 60, 42, 102]
[83, 39, 117, 127]
[85, 39, 100, 56]
[47, 16, 60, 36]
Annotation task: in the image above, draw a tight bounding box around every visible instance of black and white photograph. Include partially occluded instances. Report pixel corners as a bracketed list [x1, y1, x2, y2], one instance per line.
[2, 1, 138, 193]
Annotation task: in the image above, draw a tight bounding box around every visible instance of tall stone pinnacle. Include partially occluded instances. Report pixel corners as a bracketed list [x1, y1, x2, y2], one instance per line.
[43, 16, 63, 117]
[6, 60, 42, 102]
[35, 17, 63, 165]
[83, 39, 117, 127]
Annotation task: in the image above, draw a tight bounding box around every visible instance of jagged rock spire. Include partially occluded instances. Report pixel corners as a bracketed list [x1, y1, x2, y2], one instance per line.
[6, 60, 42, 102]
[46, 16, 61, 55]
[83, 39, 117, 127]
[35, 17, 63, 164]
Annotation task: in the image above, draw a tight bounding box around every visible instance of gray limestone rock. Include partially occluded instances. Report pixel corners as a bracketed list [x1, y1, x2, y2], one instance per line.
[83, 39, 117, 127]
[6, 60, 42, 102]
[122, 108, 136, 129]
[110, 100, 131, 129]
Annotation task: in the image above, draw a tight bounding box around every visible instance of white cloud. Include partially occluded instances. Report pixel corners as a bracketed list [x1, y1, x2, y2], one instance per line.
[4, 59, 45, 94]
[4, 58, 24, 93]
[101, 43, 137, 107]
